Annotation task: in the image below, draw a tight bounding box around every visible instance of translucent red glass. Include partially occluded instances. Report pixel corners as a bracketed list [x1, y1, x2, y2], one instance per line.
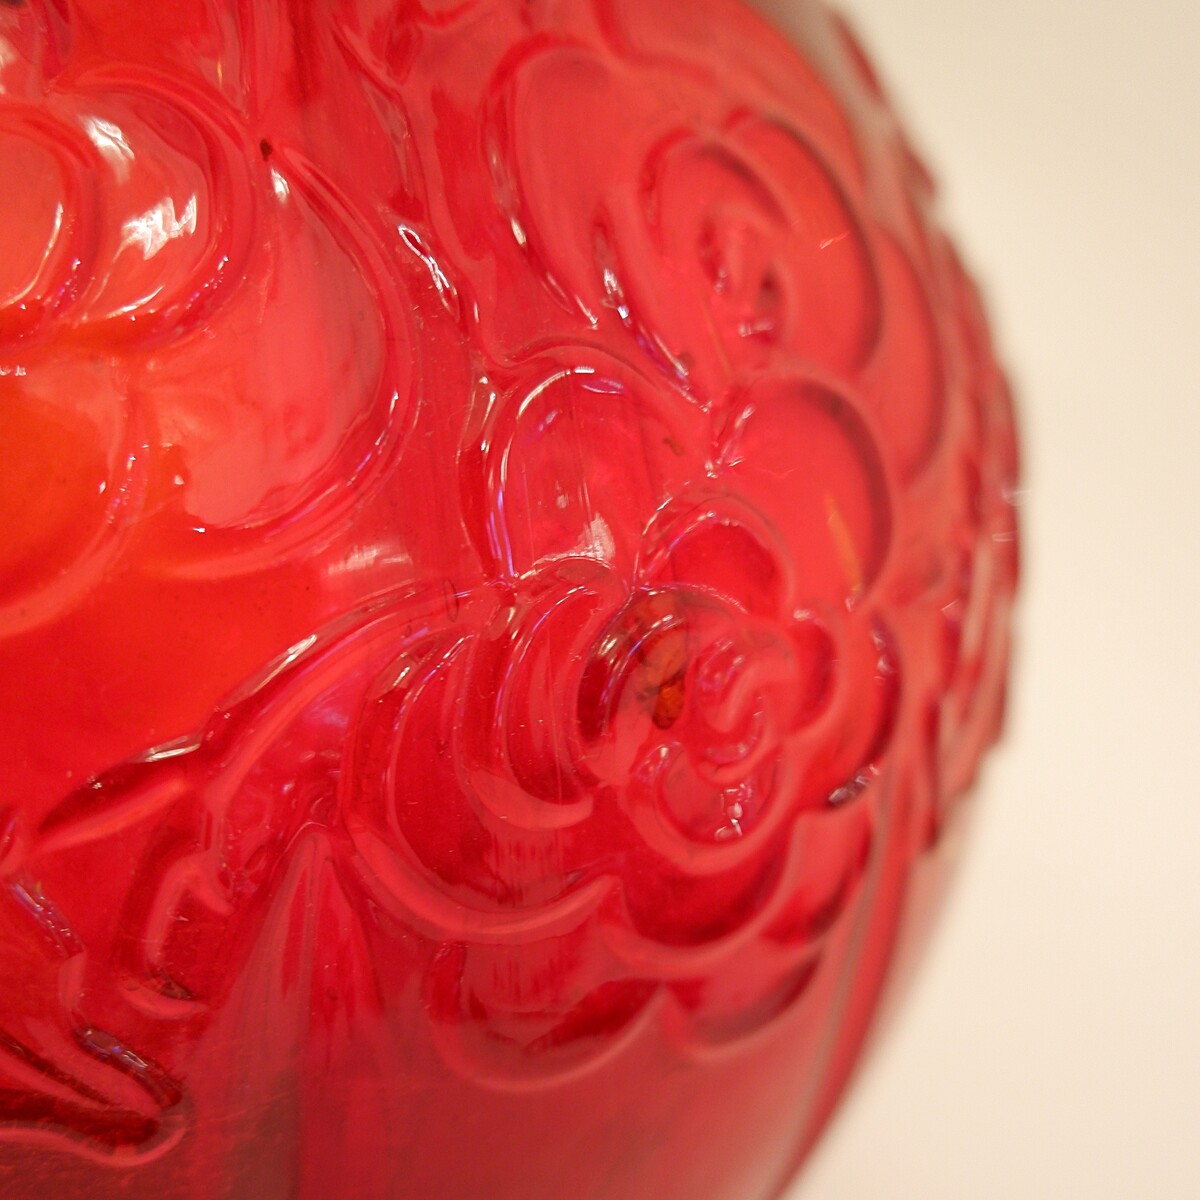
[0, 1, 1019, 1197]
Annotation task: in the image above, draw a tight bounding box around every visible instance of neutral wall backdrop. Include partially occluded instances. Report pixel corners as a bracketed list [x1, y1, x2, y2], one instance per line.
[777, 1, 1200, 1197]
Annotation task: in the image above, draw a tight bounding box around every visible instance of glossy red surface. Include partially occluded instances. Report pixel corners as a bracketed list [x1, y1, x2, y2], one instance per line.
[0, 1, 1019, 1197]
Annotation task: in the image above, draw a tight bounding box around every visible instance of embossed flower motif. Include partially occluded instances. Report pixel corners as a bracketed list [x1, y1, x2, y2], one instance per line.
[343, 347, 898, 1077]
[0, 42, 411, 633]
[483, 22, 950, 489]
[486, 34, 879, 405]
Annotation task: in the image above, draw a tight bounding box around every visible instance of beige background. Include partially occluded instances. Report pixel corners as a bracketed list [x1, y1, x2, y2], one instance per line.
[754, 1, 1200, 1197]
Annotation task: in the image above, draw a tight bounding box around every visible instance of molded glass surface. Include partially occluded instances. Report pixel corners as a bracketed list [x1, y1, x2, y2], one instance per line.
[0, 2, 1018, 1197]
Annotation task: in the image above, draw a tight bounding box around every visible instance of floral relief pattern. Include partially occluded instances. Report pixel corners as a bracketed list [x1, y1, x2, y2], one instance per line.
[0, 0, 1018, 1181]
[345, 348, 900, 1081]
[0, 2, 420, 634]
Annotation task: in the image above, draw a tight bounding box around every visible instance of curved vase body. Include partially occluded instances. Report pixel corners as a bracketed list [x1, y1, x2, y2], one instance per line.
[0, 2, 1018, 1197]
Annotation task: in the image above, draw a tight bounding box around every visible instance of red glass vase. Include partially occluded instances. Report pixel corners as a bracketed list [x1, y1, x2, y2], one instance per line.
[0, 1, 1018, 1197]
